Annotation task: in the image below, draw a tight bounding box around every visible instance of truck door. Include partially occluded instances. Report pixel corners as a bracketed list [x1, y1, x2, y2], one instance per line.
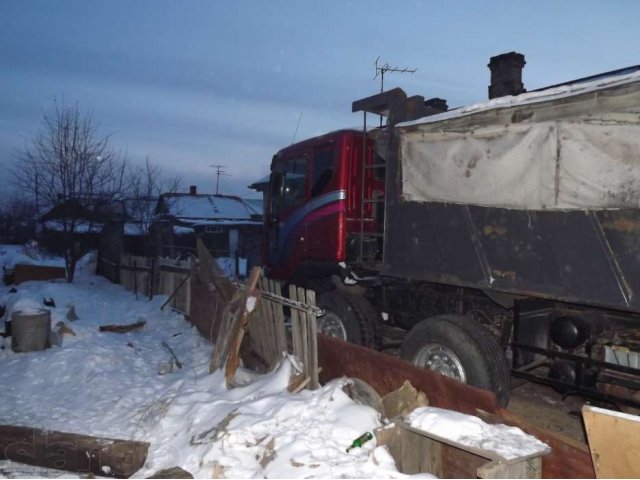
[266, 155, 309, 277]
[306, 144, 343, 261]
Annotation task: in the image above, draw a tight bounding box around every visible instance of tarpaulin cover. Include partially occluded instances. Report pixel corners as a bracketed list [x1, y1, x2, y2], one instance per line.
[399, 78, 640, 210]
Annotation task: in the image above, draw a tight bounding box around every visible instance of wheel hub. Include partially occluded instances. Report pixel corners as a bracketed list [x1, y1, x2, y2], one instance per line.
[316, 311, 348, 340]
[414, 344, 467, 383]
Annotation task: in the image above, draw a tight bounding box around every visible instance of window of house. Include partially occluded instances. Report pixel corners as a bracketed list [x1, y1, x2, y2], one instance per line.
[205, 225, 222, 233]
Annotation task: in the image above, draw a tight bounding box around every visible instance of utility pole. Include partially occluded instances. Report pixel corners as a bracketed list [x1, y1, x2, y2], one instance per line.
[373, 57, 417, 125]
[210, 164, 230, 195]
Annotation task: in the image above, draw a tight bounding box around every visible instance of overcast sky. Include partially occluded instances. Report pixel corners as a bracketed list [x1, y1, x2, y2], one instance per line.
[2, 0, 640, 200]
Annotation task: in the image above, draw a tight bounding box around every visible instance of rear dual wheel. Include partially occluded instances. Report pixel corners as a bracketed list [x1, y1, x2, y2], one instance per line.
[401, 314, 511, 406]
[316, 290, 380, 349]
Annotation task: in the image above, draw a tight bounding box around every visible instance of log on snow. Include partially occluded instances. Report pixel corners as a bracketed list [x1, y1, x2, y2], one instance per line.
[99, 320, 146, 333]
[0, 424, 149, 478]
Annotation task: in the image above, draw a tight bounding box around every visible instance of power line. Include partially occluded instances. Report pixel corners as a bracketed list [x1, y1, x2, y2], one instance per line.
[210, 164, 230, 195]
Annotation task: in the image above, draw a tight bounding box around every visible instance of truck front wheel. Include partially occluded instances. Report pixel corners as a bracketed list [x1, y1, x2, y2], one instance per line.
[316, 291, 380, 349]
[400, 314, 510, 406]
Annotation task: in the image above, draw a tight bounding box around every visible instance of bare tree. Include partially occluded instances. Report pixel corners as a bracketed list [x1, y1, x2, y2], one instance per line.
[126, 157, 181, 236]
[13, 98, 127, 282]
[0, 196, 38, 244]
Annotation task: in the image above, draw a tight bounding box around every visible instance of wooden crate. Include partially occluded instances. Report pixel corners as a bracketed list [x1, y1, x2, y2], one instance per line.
[376, 420, 548, 479]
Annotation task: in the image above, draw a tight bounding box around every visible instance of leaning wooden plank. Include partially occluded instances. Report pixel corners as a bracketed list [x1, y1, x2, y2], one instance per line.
[209, 299, 239, 373]
[248, 278, 273, 365]
[0, 424, 149, 478]
[99, 320, 146, 333]
[195, 237, 234, 303]
[209, 268, 262, 375]
[583, 405, 640, 479]
[224, 267, 262, 384]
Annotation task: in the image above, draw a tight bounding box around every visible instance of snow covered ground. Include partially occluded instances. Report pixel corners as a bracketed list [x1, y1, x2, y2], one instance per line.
[0, 244, 547, 478]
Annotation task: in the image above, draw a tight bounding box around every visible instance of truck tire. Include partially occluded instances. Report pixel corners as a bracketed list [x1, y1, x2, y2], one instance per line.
[400, 314, 510, 406]
[316, 291, 380, 349]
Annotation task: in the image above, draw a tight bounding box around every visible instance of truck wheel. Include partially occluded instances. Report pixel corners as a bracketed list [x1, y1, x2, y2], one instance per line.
[400, 314, 510, 406]
[316, 291, 380, 349]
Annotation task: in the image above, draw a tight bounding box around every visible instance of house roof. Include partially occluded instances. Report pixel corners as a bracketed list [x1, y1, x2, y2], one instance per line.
[40, 198, 127, 223]
[159, 193, 260, 222]
[248, 174, 270, 191]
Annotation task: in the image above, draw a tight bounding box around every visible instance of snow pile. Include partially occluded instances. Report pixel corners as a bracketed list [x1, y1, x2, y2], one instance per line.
[406, 407, 549, 461]
[0, 243, 64, 270]
[138, 364, 405, 478]
[0, 276, 212, 440]
[3, 292, 46, 316]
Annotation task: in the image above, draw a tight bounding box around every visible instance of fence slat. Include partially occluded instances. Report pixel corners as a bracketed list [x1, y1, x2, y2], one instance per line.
[305, 288, 319, 389]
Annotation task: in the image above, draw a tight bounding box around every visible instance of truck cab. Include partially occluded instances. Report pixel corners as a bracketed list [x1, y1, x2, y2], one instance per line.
[265, 129, 383, 281]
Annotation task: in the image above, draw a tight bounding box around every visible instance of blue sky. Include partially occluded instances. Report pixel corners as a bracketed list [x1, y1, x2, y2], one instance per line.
[2, 0, 640, 200]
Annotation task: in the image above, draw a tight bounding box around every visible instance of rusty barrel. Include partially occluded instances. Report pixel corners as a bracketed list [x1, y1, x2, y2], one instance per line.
[11, 309, 51, 353]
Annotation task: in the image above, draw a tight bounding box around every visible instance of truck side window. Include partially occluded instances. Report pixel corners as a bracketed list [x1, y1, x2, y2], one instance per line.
[311, 149, 334, 197]
[282, 156, 308, 210]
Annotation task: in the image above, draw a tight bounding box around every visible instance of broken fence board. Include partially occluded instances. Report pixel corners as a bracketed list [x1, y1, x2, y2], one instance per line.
[224, 267, 262, 384]
[195, 238, 234, 303]
[0, 424, 149, 478]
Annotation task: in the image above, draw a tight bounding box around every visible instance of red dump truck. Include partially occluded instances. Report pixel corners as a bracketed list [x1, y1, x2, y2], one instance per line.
[263, 52, 640, 407]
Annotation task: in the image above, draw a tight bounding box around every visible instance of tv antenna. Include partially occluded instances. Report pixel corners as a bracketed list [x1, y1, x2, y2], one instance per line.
[210, 164, 230, 194]
[374, 57, 417, 93]
[374, 57, 417, 125]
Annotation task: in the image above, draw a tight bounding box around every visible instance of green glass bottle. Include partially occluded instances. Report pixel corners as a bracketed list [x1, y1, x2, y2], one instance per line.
[346, 431, 374, 452]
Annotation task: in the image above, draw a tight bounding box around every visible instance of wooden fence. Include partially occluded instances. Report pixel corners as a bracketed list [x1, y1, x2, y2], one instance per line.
[118, 255, 192, 315]
[114, 243, 321, 390]
[245, 278, 321, 390]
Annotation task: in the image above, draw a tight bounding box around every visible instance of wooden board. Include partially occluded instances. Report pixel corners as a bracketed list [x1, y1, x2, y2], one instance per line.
[0, 424, 149, 478]
[245, 278, 287, 370]
[480, 408, 594, 479]
[289, 285, 319, 390]
[376, 422, 544, 479]
[224, 267, 262, 383]
[13, 264, 66, 284]
[583, 405, 640, 478]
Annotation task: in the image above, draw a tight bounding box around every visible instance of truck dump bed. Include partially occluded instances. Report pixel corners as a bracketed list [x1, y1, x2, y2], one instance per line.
[382, 73, 640, 313]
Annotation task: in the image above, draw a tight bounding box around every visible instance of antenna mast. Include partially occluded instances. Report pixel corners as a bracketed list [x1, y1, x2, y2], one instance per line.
[373, 57, 417, 125]
[210, 164, 230, 195]
[292, 112, 303, 145]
